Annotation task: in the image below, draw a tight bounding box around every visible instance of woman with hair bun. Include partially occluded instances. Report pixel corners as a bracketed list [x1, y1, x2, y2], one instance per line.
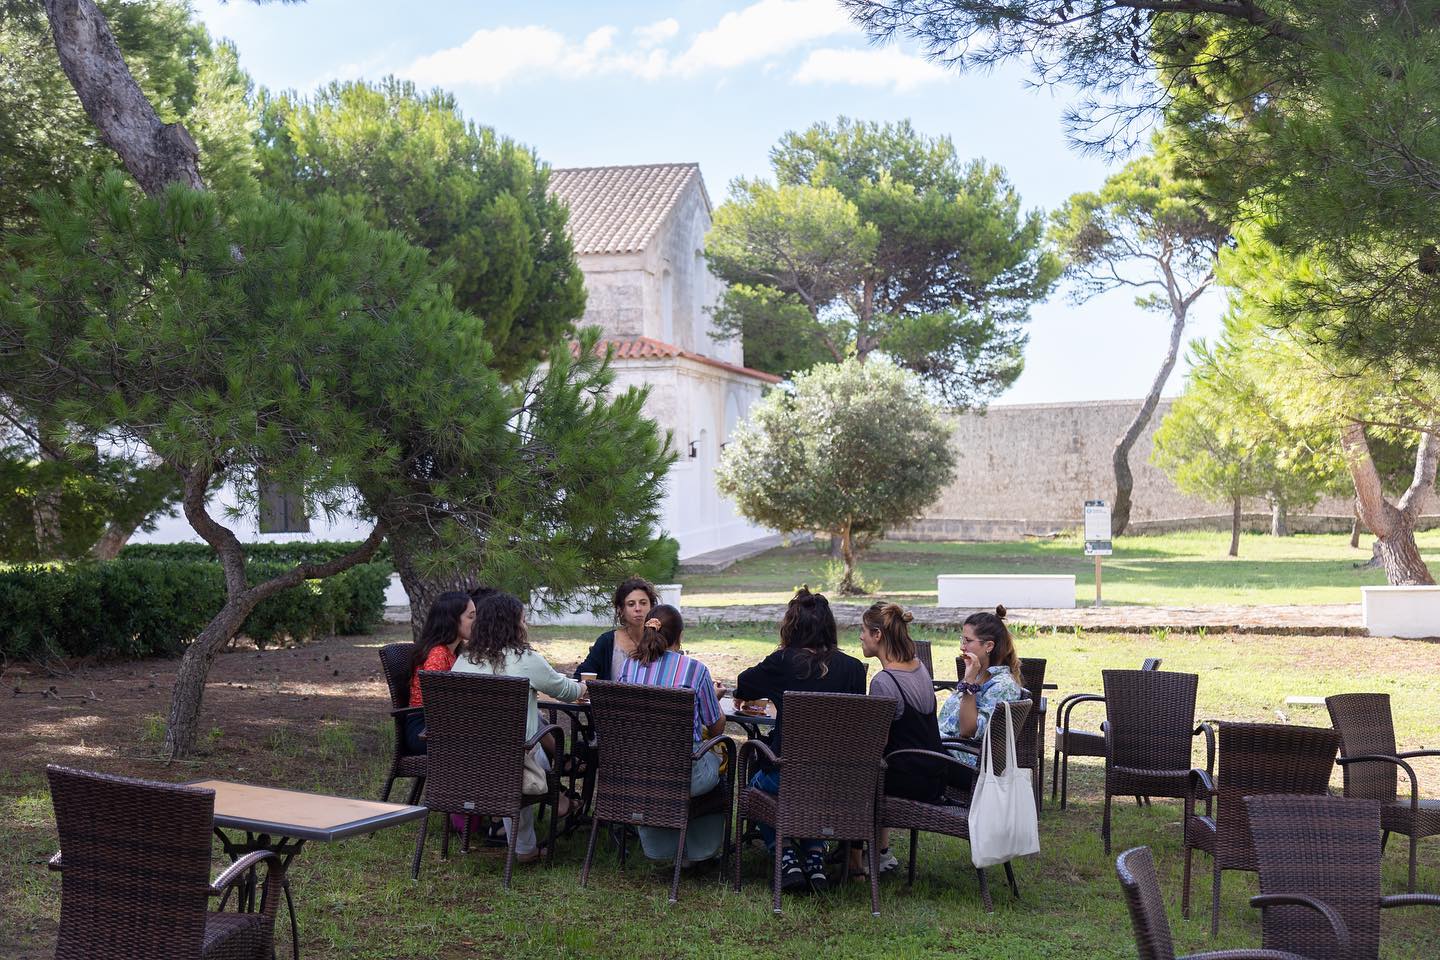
[859, 601, 945, 876]
[616, 604, 728, 863]
[938, 604, 1025, 790]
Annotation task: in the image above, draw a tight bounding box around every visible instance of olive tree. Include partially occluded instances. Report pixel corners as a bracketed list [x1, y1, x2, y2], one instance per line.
[715, 358, 955, 594]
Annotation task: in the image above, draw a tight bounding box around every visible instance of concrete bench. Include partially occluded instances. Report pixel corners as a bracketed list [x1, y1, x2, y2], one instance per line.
[937, 574, 1076, 609]
[1362, 585, 1440, 639]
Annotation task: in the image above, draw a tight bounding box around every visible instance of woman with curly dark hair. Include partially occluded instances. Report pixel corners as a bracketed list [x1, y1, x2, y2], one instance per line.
[452, 590, 586, 861]
[572, 576, 658, 681]
[403, 591, 475, 754]
[732, 587, 867, 894]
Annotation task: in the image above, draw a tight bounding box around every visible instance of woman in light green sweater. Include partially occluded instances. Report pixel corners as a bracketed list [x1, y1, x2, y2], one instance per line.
[452, 590, 586, 861]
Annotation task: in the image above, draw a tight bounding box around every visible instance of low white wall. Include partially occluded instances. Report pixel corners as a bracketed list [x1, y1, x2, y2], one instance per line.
[1362, 586, 1440, 639]
[937, 574, 1076, 610]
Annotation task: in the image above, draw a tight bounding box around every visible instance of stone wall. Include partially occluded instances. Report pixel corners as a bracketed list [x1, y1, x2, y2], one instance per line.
[894, 397, 1417, 541]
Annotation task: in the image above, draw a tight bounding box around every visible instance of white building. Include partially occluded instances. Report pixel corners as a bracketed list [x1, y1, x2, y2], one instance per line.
[136, 162, 775, 562]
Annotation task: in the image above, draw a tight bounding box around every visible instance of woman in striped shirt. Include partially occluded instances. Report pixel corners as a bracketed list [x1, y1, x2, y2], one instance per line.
[617, 604, 728, 863]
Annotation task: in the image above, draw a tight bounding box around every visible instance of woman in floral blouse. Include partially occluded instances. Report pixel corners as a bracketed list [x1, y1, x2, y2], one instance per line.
[938, 604, 1025, 791]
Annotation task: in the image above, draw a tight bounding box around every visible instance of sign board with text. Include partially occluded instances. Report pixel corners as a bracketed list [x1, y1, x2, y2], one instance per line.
[1084, 500, 1113, 556]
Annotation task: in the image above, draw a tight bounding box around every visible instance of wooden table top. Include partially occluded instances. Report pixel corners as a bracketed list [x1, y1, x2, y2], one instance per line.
[189, 779, 427, 842]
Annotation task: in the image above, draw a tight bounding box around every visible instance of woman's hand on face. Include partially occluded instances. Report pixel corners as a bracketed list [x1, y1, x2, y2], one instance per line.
[959, 651, 983, 684]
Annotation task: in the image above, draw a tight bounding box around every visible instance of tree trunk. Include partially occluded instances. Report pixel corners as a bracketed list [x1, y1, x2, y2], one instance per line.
[1229, 497, 1242, 557]
[162, 468, 384, 758]
[836, 522, 863, 595]
[388, 528, 475, 642]
[1270, 498, 1289, 537]
[30, 489, 64, 558]
[1340, 422, 1438, 586]
[1350, 505, 1362, 549]
[43, 0, 205, 195]
[90, 518, 138, 560]
[1112, 296, 1190, 536]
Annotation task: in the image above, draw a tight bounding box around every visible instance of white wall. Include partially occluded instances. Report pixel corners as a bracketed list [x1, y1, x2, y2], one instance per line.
[134, 482, 374, 544]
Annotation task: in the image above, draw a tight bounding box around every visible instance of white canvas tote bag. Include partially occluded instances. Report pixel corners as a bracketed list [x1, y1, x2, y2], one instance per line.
[969, 703, 1041, 867]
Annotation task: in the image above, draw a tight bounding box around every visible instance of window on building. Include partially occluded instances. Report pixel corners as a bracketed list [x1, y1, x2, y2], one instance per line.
[257, 481, 309, 534]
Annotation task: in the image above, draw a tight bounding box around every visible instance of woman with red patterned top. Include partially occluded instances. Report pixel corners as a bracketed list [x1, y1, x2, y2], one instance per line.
[404, 591, 476, 754]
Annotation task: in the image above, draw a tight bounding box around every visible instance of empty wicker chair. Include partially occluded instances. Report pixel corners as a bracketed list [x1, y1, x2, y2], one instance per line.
[1053, 656, 1162, 809]
[1246, 793, 1440, 959]
[580, 680, 736, 903]
[378, 642, 427, 804]
[1117, 845, 1330, 960]
[882, 699, 1033, 912]
[46, 765, 286, 960]
[411, 672, 566, 887]
[1019, 657, 1048, 811]
[1101, 669, 1213, 854]
[913, 638, 935, 677]
[732, 691, 894, 915]
[1326, 692, 1440, 893]
[1182, 722, 1340, 936]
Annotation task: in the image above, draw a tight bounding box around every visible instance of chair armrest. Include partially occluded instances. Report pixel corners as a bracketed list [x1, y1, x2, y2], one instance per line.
[1194, 722, 1217, 777]
[736, 737, 779, 786]
[48, 851, 63, 872]
[940, 737, 980, 757]
[933, 679, 958, 692]
[1396, 748, 1440, 761]
[1188, 768, 1215, 800]
[1178, 951, 1318, 960]
[884, 748, 977, 779]
[1249, 894, 1350, 954]
[1337, 754, 1421, 808]
[693, 734, 737, 763]
[390, 705, 424, 718]
[1380, 893, 1440, 909]
[210, 850, 283, 896]
[524, 722, 566, 752]
[1057, 693, 1105, 734]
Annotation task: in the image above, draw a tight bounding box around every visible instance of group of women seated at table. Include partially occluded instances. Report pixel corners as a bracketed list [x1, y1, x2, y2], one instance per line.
[403, 574, 1025, 891]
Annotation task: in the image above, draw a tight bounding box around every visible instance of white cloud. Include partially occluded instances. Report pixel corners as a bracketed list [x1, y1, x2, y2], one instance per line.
[404, 26, 569, 89]
[673, 0, 857, 74]
[635, 17, 680, 47]
[793, 46, 948, 92]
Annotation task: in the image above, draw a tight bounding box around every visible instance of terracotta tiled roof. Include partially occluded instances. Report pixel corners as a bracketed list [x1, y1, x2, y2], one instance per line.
[571, 337, 782, 384]
[548, 163, 707, 255]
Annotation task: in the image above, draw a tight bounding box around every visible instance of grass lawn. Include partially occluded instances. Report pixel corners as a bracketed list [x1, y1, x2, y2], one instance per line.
[2, 623, 1436, 959]
[681, 530, 1440, 608]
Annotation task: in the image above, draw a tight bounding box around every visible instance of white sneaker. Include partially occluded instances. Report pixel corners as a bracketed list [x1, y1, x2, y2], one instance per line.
[876, 848, 899, 875]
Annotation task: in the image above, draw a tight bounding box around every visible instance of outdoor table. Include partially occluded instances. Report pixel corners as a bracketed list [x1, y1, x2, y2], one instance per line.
[719, 695, 777, 741]
[190, 779, 426, 960]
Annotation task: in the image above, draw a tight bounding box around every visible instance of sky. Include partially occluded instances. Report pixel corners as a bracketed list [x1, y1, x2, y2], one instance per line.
[192, 0, 1226, 407]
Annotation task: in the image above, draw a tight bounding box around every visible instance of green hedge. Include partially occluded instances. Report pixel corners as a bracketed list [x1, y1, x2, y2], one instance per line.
[0, 559, 390, 662]
[119, 539, 391, 567]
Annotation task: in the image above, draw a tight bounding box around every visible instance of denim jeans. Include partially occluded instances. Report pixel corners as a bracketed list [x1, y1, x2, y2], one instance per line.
[749, 768, 824, 856]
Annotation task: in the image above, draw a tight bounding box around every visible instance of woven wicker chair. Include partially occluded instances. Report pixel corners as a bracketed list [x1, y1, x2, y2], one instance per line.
[46, 765, 285, 960]
[882, 699, 1033, 912]
[1246, 793, 1440, 959]
[1117, 845, 1327, 960]
[1182, 722, 1340, 936]
[913, 638, 935, 677]
[1053, 656, 1163, 809]
[1101, 669, 1214, 854]
[411, 671, 566, 888]
[1326, 693, 1440, 893]
[732, 691, 894, 915]
[579, 680, 736, 903]
[1020, 657, 1048, 811]
[378, 642, 427, 805]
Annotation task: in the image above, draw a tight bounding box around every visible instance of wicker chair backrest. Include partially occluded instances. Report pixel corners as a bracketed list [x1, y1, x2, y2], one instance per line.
[47, 765, 214, 960]
[419, 671, 529, 817]
[1211, 722, 1339, 871]
[986, 700, 1032, 775]
[1326, 693, 1398, 803]
[1141, 657, 1162, 671]
[774, 691, 894, 840]
[1115, 846, 1180, 960]
[913, 639, 934, 677]
[379, 642, 415, 709]
[1245, 793, 1384, 960]
[588, 680, 696, 830]
[1102, 670, 1198, 773]
[1019, 658, 1047, 699]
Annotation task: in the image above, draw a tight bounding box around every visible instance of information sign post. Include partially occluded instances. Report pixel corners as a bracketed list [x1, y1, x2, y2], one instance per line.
[1083, 500, 1113, 608]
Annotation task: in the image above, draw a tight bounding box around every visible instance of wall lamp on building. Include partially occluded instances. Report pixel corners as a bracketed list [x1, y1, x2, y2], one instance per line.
[687, 440, 699, 458]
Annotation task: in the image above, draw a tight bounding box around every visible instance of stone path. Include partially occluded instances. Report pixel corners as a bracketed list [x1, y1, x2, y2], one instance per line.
[683, 602, 1367, 635]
